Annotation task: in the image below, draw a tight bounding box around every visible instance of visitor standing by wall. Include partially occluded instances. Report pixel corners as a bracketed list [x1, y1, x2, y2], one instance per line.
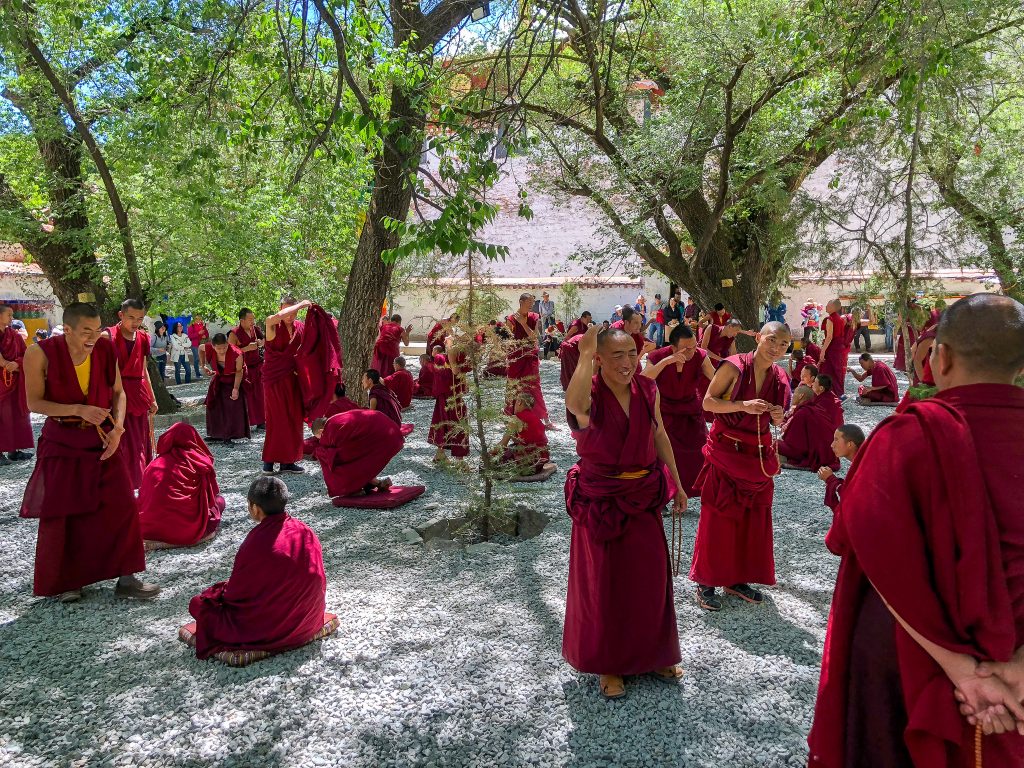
[646, 294, 665, 347]
[151, 322, 170, 380]
[187, 317, 208, 379]
[170, 322, 193, 385]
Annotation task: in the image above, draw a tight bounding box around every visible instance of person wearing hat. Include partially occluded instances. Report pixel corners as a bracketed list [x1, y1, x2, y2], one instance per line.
[609, 305, 624, 323]
[536, 292, 555, 330]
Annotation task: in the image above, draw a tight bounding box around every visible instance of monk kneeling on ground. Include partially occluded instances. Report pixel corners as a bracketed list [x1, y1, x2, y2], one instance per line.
[364, 369, 402, 426]
[852, 352, 898, 403]
[816, 424, 865, 514]
[312, 409, 403, 498]
[494, 392, 549, 476]
[563, 324, 685, 700]
[384, 356, 414, 410]
[138, 423, 225, 550]
[187, 477, 326, 661]
[808, 293, 1024, 766]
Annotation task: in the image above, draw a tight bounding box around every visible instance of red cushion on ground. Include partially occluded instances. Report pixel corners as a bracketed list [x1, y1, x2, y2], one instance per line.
[332, 485, 425, 509]
[400, 423, 414, 436]
[178, 612, 339, 667]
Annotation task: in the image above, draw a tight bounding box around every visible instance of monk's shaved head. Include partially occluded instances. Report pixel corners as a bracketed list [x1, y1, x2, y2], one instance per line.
[936, 294, 1024, 376]
[759, 321, 791, 338]
[837, 424, 866, 447]
[597, 327, 633, 351]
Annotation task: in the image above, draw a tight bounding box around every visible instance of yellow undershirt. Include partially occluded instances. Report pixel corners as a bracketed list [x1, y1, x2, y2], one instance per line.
[75, 355, 91, 397]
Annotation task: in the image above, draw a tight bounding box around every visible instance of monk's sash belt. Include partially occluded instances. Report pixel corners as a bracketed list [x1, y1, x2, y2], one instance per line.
[606, 469, 651, 480]
[568, 463, 669, 543]
[714, 430, 769, 457]
[48, 416, 93, 429]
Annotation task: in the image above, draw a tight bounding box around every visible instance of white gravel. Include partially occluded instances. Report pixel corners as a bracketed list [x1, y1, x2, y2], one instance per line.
[0, 355, 899, 767]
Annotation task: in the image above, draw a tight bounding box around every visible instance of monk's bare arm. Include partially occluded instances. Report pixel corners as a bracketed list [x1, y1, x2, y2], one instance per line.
[652, 391, 684, 499]
[913, 339, 933, 381]
[232, 355, 243, 396]
[145, 352, 158, 413]
[402, 324, 411, 345]
[820, 318, 833, 358]
[111, 366, 126, 430]
[701, 357, 716, 381]
[642, 353, 676, 379]
[852, 369, 869, 382]
[566, 326, 599, 428]
[228, 331, 255, 353]
[23, 345, 97, 419]
[703, 362, 770, 415]
[266, 300, 312, 341]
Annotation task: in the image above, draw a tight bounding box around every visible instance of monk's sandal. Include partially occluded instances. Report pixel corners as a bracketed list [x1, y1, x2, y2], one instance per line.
[695, 586, 722, 612]
[725, 583, 764, 604]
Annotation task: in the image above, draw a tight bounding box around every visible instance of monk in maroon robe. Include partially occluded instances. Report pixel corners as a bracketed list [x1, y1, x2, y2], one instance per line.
[371, 314, 411, 377]
[818, 299, 849, 394]
[201, 334, 250, 441]
[188, 477, 326, 660]
[812, 374, 845, 425]
[262, 299, 309, 474]
[302, 386, 359, 456]
[384, 357, 414, 409]
[894, 310, 920, 373]
[611, 306, 654, 374]
[295, 304, 343, 422]
[690, 322, 791, 611]
[699, 319, 742, 395]
[809, 293, 1024, 767]
[415, 353, 436, 398]
[19, 302, 157, 602]
[642, 323, 716, 496]
[429, 347, 470, 461]
[228, 308, 266, 428]
[426, 314, 458, 354]
[364, 369, 403, 426]
[558, 332, 585, 391]
[777, 377, 844, 471]
[563, 324, 686, 699]
[805, 341, 822, 363]
[138, 423, 224, 549]
[506, 293, 551, 426]
[852, 353, 898, 403]
[313, 410, 404, 498]
[816, 424, 865, 514]
[564, 311, 592, 341]
[0, 304, 34, 463]
[495, 392, 550, 475]
[787, 349, 811, 390]
[107, 299, 157, 490]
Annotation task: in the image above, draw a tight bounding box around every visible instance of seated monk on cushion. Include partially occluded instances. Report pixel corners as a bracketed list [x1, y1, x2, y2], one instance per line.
[778, 376, 844, 471]
[787, 349, 810, 390]
[779, 383, 815, 434]
[312, 409, 404, 498]
[852, 353, 898, 403]
[384, 356, 414, 409]
[188, 476, 326, 660]
[138, 423, 225, 550]
[364, 369, 402, 426]
[817, 424, 865, 515]
[414, 353, 436, 397]
[800, 363, 819, 390]
[494, 392, 550, 476]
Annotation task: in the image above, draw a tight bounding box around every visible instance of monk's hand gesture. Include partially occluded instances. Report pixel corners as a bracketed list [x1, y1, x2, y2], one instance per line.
[743, 398, 771, 415]
[148, 399, 159, 415]
[672, 489, 687, 515]
[817, 466, 834, 481]
[954, 672, 1024, 736]
[579, 323, 599, 358]
[4, 360, 18, 372]
[768, 404, 785, 426]
[670, 349, 690, 366]
[99, 424, 124, 461]
[230, 388, 240, 401]
[77, 405, 111, 426]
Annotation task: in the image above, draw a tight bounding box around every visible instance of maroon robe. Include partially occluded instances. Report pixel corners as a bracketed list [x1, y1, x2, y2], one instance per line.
[110, 323, 154, 489]
[646, 345, 709, 496]
[315, 410, 404, 497]
[859, 361, 899, 402]
[232, 324, 265, 426]
[0, 325, 33, 452]
[203, 343, 250, 440]
[894, 323, 919, 373]
[426, 321, 446, 354]
[138, 423, 223, 546]
[611, 319, 646, 373]
[558, 333, 584, 391]
[262, 321, 304, 464]
[790, 355, 813, 389]
[302, 397, 359, 456]
[805, 342, 822, 362]
[502, 406, 550, 474]
[188, 513, 326, 659]
[369, 383, 402, 426]
[809, 385, 1024, 767]
[428, 354, 469, 457]
[704, 324, 734, 366]
[563, 373, 680, 674]
[777, 398, 841, 471]
[371, 321, 404, 377]
[384, 369, 414, 409]
[295, 305, 343, 423]
[20, 335, 145, 596]
[823, 473, 844, 514]
[506, 312, 548, 420]
[689, 353, 790, 587]
[819, 312, 848, 388]
[565, 318, 587, 340]
[415, 359, 436, 397]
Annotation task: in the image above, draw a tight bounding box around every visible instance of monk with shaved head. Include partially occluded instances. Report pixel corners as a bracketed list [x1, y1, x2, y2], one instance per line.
[817, 299, 849, 397]
[690, 321, 791, 611]
[562, 324, 685, 700]
[809, 294, 1024, 767]
[0, 303, 34, 463]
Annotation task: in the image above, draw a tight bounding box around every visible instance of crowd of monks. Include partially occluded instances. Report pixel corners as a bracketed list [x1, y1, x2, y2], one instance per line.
[2, 290, 1023, 766]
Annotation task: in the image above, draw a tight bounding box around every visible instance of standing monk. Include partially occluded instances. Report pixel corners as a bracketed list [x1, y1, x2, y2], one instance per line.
[808, 293, 1024, 767]
[700, 319, 742, 367]
[426, 313, 458, 353]
[19, 303, 158, 602]
[817, 299, 848, 395]
[228, 308, 266, 429]
[690, 322, 791, 611]
[371, 314, 412, 377]
[0, 304, 34, 464]
[565, 311, 592, 341]
[642, 323, 716, 496]
[262, 298, 311, 475]
[106, 299, 157, 490]
[200, 333, 250, 442]
[507, 293, 552, 428]
[429, 343, 470, 462]
[563, 324, 685, 699]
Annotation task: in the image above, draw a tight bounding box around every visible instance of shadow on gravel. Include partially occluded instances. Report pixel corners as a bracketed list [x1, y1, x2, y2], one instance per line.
[699, 597, 821, 668]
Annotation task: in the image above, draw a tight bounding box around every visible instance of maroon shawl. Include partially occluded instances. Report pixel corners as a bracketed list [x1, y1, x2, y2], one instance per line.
[295, 305, 343, 422]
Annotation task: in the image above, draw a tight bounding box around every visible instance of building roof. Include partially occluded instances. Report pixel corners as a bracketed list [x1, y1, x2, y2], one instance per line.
[408, 275, 643, 289]
[0, 260, 44, 277]
[790, 268, 998, 283]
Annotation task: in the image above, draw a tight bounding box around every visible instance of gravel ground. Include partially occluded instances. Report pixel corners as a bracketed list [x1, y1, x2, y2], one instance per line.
[0, 356, 899, 768]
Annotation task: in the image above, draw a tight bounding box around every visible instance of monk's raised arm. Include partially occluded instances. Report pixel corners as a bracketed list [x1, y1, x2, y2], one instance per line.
[565, 325, 598, 426]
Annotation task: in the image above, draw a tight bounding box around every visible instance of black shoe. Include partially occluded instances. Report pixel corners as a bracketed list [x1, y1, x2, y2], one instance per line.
[725, 583, 764, 604]
[695, 586, 722, 612]
[279, 463, 306, 474]
[7, 451, 32, 461]
[262, 462, 277, 475]
[0, 454, 11, 467]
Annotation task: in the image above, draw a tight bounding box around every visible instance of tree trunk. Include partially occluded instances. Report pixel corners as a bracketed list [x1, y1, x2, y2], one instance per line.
[147, 357, 179, 413]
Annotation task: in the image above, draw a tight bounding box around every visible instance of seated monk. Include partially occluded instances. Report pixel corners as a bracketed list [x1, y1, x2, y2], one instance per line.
[414, 353, 436, 397]
[200, 333, 250, 443]
[817, 424, 865, 515]
[787, 348, 808, 390]
[187, 477, 326, 660]
[138, 423, 225, 549]
[800, 363, 819, 390]
[383, 356, 414, 409]
[312, 410, 404, 498]
[364, 369, 402, 426]
[852, 353, 898, 403]
[779, 383, 815, 434]
[777, 378, 844, 471]
[494, 392, 550, 476]
[811, 373, 844, 427]
[808, 294, 1024, 767]
[302, 384, 358, 456]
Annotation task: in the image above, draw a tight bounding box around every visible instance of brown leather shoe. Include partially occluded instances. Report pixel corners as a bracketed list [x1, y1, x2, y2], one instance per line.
[115, 575, 161, 600]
